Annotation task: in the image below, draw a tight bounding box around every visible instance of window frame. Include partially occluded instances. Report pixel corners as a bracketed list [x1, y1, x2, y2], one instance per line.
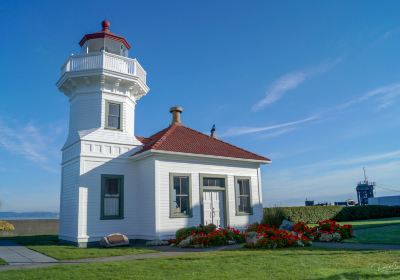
[105, 100, 123, 131]
[100, 174, 124, 220]
[234, 176, 253, 216]
[169, 173, 192, 218]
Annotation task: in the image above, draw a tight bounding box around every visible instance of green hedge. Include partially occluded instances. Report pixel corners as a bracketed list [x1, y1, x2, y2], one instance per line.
[263, 205, 400, 224]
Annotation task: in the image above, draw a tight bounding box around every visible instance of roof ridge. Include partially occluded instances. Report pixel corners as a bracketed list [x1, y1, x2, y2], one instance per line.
[180, 125, 270, 161]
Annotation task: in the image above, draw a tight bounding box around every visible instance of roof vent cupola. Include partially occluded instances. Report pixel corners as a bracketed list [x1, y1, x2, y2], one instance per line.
[170, 106, 183, 125]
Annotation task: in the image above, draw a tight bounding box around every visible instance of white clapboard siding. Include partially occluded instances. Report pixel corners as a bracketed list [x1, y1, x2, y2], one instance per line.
[59, 160, 80, 240]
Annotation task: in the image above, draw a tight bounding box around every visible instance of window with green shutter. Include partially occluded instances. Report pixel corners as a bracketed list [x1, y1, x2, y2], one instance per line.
[101, 175, 124, 219]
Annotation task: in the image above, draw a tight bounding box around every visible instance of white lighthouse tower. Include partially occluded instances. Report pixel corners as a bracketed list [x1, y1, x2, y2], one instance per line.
[57, 20, 149, 246]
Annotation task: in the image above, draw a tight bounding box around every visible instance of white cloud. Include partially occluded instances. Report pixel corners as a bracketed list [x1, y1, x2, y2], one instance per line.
[220, 115, 318, 137]
[0, 118, 64, 173]
[252, 59, 341, 111]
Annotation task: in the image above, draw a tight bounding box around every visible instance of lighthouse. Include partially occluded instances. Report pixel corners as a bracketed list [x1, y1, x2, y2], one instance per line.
[56, 20, 269, 248]
[57, 20, 149, 245]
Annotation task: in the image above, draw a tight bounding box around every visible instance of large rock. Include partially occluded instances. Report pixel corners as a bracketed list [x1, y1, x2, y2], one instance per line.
[100, 233, 129, 248]
[245, 231, 260, 245]
[279, 219, 294, 231]
[177, 235, 193, 248]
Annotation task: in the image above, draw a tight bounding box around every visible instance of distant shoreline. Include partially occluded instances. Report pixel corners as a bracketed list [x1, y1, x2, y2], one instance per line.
[1, 217, 59, 221]
[0, 212, 59, 220]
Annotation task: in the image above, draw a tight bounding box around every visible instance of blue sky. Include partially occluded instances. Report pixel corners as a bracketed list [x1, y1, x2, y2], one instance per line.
[1, 0, 400, 211]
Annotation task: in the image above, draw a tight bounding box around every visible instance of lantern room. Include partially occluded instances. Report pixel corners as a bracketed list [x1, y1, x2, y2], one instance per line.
[79, 20, 130, 57]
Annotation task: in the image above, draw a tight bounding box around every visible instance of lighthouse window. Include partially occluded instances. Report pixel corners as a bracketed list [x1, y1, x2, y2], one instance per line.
[106, 101, 122, 130]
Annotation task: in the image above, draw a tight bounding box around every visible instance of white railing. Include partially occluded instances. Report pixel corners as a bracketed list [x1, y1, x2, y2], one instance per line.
[61, 51, 147, 84]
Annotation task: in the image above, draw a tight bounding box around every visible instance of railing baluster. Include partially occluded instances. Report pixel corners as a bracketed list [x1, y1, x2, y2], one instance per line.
[61, 52, 146, 83]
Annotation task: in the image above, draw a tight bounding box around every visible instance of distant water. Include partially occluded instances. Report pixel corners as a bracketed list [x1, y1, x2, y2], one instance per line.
[0, 212, 59, 220]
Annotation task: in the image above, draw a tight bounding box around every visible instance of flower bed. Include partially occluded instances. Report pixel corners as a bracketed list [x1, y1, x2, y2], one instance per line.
[245, 220, 353, 249]
[175, 224, 245, 248]
[245, 224, 312, 249]
[311, 220, 353, 242]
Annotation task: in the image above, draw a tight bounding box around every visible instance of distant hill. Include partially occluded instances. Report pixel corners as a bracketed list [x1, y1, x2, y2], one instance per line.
[0, 212, 59, 220]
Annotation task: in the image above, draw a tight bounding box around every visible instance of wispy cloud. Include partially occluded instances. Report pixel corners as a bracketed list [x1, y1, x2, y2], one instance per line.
[258, 127, 296, 140]
[0, 118, 64, 173]
[332, 82, 400, 112]
[220, 115, 318, 137]
[252, 59, 341, 111]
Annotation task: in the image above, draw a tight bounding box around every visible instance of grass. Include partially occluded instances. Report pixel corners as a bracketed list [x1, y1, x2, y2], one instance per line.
[0, 248, 400, 279]
[0, 235, 156, 260]
[343, 224, 400, 245]
[0, 259, 6, 265]
[308, 217, 400, 230]
[337, 217, 400, 230]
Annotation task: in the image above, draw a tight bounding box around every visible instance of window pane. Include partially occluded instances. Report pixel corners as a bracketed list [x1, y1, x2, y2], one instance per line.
[108, 103, 120, 116]
[173, 177, 180, 194]
[180, 177, 189, 195]
[108, 116, 120, 129]
[238, 179, 250, 195]
[238, 197, 250, 213]
[179, 196, 190, 215]
[203, 177, 225, 187]
[105, 178, 119, 196]
[104, 197, 119, 216]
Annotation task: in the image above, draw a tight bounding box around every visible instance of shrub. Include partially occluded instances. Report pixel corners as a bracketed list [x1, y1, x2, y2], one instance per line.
[263, 205, 400, 224]
[245, 224, 311, 249]
[176, 226, 196, 243]
[0, 221, 14, 231]
[262, 207, 287, 226]
[293, 220, 353, 242]
[175, 224, 244, 248]
[245, 219, 353, 249]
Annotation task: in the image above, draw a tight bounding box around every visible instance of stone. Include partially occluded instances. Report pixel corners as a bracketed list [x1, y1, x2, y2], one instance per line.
[228, 240, 237, 245]
[177, 235, 193, 248]
[145, 240, 169, 246]
[279, 219, 294, 231]
[99, 233, 129, 248]
[245, 231, 259, 245]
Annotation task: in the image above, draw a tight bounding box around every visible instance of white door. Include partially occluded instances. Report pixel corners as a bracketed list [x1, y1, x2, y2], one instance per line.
[203, 191, 225, 228]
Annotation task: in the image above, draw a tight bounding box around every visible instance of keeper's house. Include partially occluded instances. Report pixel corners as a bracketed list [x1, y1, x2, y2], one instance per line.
[57, 20, 271, 247]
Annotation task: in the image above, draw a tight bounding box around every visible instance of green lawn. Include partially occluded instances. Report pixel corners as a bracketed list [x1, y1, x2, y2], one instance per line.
[308, 217, 400, 230]
[338, 217, 400, 230]
[0, 235, 156, 260]
[343, 224, 400, 245]
[0, 259, 6, 265]
[0, 249, 400, 279]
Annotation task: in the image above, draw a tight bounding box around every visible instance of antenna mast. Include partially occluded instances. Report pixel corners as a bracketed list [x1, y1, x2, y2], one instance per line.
[363, 167, 368, 182]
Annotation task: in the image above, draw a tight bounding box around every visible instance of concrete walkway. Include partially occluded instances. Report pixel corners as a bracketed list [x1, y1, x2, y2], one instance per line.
[0, 243, 243, 272]
[0, 240, 57, 265]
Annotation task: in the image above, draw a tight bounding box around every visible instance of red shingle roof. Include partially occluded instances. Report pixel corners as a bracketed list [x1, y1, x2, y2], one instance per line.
[134, 124, 270, 162]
